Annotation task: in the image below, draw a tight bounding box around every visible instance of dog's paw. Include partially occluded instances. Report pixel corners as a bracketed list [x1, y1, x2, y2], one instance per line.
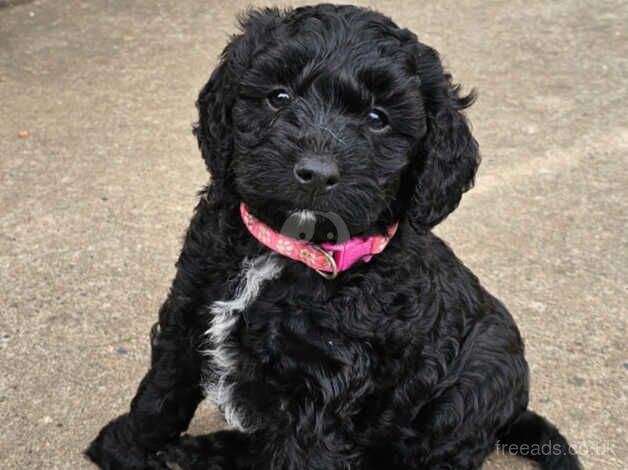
[148, 435, 230, 470]
[85, 415, 151, 469]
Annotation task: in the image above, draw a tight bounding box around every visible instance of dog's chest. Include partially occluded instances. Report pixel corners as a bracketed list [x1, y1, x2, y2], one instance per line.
[201, 254, 283, 430]
[201, 254, 376, 431]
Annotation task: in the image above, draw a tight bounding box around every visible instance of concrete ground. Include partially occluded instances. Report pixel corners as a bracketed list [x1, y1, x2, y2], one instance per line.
[1, 0, 626, 468]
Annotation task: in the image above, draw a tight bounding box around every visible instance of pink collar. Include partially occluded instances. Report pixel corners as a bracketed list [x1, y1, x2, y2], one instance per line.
[240, 203, 398, 279]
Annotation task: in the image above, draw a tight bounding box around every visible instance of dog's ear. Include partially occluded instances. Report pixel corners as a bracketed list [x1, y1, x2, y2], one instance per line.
[404, 40, 480, 229]
[194, 9, 281, 186]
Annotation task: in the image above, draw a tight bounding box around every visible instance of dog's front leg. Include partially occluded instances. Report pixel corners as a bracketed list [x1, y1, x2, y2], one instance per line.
[149, 430, 255, 470]
[86, 320, 204, 469]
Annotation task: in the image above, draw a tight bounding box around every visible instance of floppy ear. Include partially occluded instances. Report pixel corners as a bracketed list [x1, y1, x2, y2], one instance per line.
[194, 9, 281, 189]
[406, 42, 480, 229]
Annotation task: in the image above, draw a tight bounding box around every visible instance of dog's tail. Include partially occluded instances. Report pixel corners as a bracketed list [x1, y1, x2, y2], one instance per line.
[497, 410, 582, 469]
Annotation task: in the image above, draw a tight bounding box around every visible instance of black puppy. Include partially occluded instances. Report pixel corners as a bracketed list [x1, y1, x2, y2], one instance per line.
[87, 5, 581, 469]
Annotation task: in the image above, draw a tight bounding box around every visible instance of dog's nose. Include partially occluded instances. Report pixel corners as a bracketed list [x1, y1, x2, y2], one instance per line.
[293, 156, 340, 190]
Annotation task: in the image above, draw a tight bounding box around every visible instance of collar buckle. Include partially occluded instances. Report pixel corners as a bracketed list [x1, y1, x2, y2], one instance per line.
[312, 245, 338, 280]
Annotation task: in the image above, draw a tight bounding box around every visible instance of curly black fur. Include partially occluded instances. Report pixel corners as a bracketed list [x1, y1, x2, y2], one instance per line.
[86, 5, 580, 469]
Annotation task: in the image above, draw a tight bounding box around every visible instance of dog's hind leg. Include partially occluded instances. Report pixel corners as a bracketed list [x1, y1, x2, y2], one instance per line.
[86, 314, 205, 469]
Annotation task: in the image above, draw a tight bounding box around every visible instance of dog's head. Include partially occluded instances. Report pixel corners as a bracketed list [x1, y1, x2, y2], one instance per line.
[196, 5, 479, 238]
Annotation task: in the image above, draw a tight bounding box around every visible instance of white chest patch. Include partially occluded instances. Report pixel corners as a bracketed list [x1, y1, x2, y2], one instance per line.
[202, 253, 283, 431]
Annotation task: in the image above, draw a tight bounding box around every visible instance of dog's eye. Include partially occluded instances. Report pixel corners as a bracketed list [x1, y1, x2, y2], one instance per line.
[366, 109, 389, 130]
[268, 90, 292, 109]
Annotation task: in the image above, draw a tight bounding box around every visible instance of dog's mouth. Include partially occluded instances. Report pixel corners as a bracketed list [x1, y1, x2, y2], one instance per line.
[237, 170, 394, 242]
[241, 185, 398, 244]
[282, 209, 351, 244]
[247, 205, 351, 244]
